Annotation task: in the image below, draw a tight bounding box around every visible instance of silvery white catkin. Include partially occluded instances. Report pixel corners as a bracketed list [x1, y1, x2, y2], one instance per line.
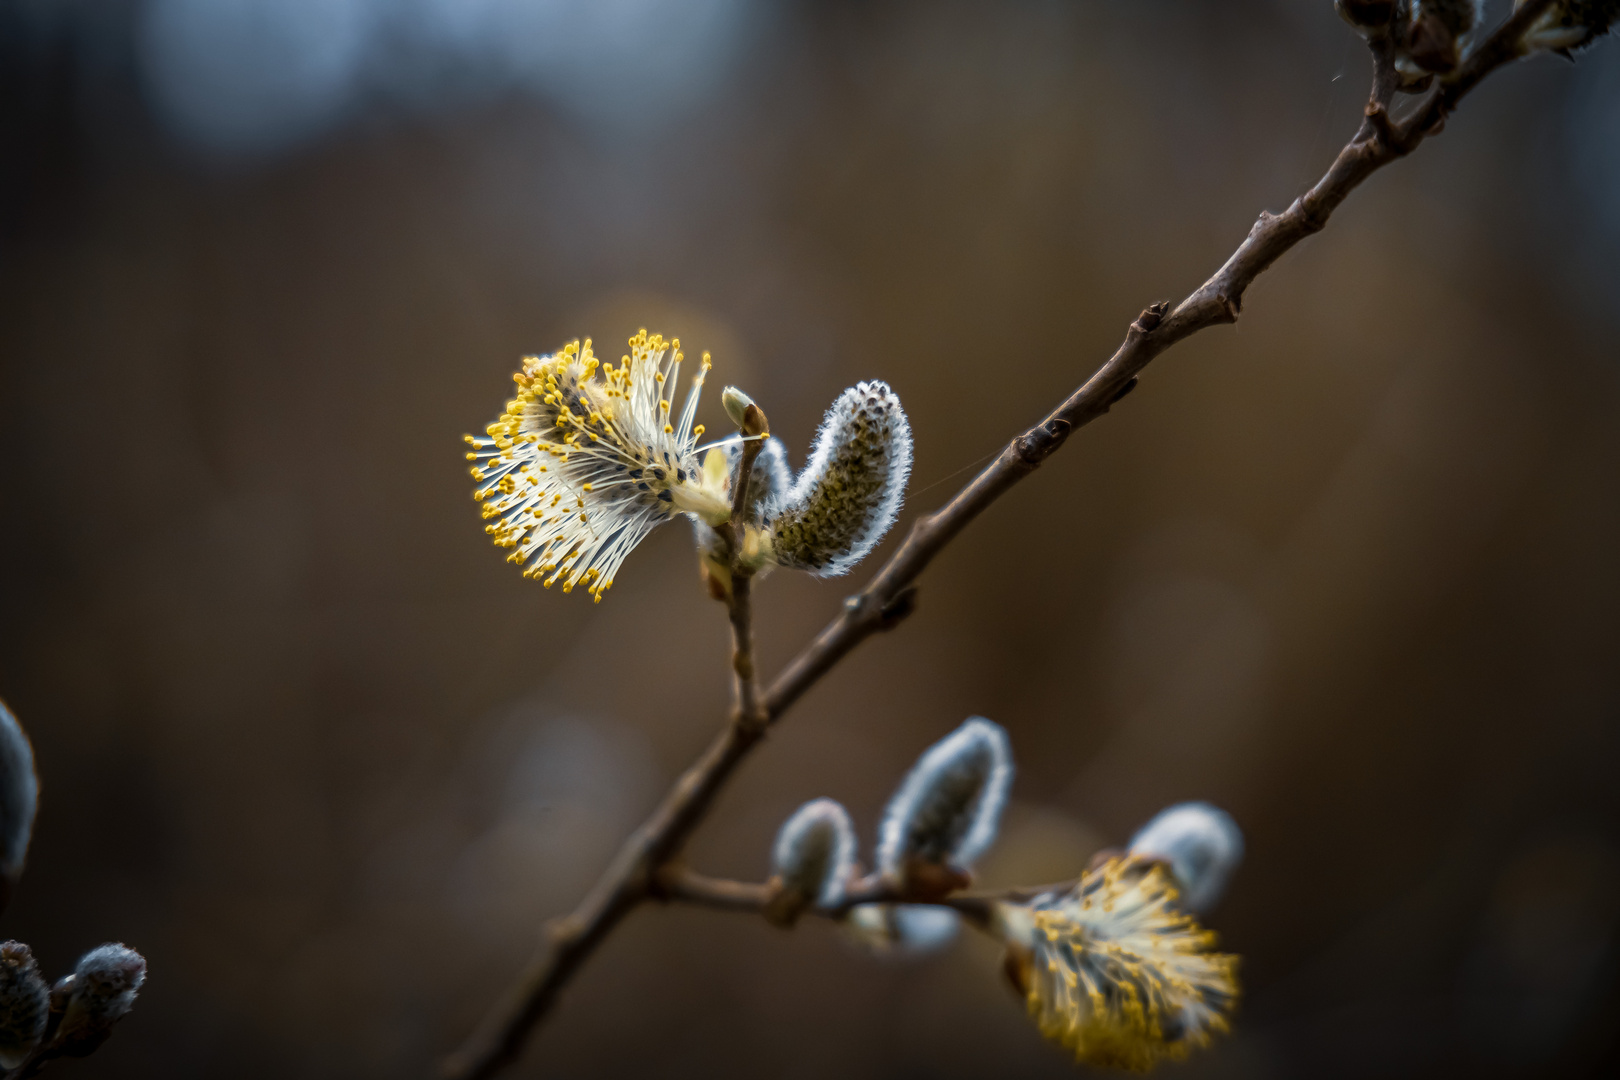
[0, 942, 48, 1069]
[876, 717, 1013, 881]
[843, 904, 961, 957]
[767, 381, 912, 576]
[0, 699, 38, 896]
[52, 943, 147, 1057]
[1519, 0, 1619, 50]
[1417, 0, 1484, 35]
[1127, 802, 1244, 915]
[771, 798, 856, 908]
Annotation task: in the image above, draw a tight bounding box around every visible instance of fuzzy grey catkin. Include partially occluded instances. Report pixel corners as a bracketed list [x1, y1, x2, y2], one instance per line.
[770, 798, 857, 911]
[1519, 0, 1619, 50]
[52, 943, 146, 1058]
[1127, 802, 1245, 915]
[0, 942, 48, 1069]
[876, 717, 1012, 886]
[766, 381, 912, 577]
[0, 699, 38, 897]
[726, 436, 792, 524]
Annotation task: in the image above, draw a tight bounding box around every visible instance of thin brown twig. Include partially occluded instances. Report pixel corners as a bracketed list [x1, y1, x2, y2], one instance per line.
[444, 8, 1558, 1077]
[724, 410, 768, 726]
[658, 867, 1001, 929]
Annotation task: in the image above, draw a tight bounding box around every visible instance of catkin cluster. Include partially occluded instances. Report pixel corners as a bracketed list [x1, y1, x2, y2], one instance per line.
[0, 701, 147, 1071]
[761, 718, 1244, 1070]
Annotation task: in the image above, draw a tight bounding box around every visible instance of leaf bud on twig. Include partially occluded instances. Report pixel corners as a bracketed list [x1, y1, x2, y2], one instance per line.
[0, 942, 49, 1069]
[764, 381, 913, 577]
[1127, 801, 1245, 915]
[50, 943, 146, 1057]
[876, 717, 1012, 896]
[764, 798, 857, 926]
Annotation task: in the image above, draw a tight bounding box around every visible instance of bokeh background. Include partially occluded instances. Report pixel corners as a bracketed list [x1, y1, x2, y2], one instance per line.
[2, 1, 1618, 1077]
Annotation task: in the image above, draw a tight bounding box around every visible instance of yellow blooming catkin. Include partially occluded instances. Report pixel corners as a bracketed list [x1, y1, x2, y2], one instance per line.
[996, 857, 1239, 1072]
[463, 332, 732, 601]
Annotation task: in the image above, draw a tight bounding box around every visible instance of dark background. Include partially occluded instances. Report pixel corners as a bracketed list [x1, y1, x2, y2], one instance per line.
[2, 1, 1618, 1077]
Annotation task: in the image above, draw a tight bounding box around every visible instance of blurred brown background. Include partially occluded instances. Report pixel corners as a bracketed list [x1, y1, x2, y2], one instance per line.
[2, 1, 1618, 1077]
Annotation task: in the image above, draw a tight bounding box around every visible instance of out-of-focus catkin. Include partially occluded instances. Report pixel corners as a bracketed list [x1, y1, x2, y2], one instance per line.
[0, 942, 48, 1069]
[766, 798, 857, 925]
[0, 700, 37, 902]
[1128, 802, 1245, 915]
[876, 717, 1012, 896]
[994, 858, 1239, 1072]
[52, 943, 147, 1058]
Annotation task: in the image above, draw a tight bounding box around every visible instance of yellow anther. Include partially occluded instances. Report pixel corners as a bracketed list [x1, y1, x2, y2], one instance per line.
[693, 424, 705, 437]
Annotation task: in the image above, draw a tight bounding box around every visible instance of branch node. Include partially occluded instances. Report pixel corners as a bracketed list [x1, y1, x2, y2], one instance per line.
[1130, 300, 1170, 334]
[1014, 418, 1072, 465]
[877, 585, 918, 629]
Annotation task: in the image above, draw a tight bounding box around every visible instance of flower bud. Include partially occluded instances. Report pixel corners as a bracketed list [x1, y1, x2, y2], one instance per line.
[51, 943, 146, 1057]
[1518, 0, 1618, 52]
[876, 717, 1012, 895]
[765, 798, 856, 926]
[765, 381, 913, 577]
[1127, 801, 1244, 914]
[720, 386, 768, 436]
[0, 699, 38, 909]
[843, 903, 961, 957]
[0, 942, 48, 1069]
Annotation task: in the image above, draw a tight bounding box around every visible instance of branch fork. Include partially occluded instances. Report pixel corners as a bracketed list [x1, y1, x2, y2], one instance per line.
[446, 7, 1571, 1076]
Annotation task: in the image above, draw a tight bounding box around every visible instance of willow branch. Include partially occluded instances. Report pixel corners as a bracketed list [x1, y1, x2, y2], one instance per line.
[444, 11, 1556, 1078]
[659, 867, 999, 929]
